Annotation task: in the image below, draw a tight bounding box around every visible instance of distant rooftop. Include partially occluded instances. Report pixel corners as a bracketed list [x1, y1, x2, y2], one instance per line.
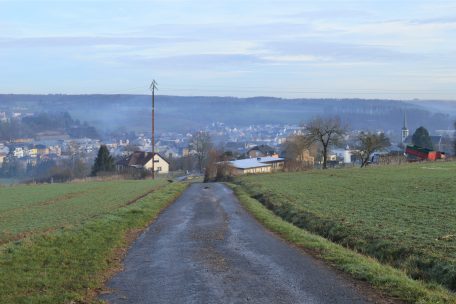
[230, 156, 284, 169]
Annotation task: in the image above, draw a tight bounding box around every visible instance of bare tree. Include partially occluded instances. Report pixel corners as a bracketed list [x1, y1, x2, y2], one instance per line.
[282, 135, 316, 171]
[303, 116, 346, 169]
[192, 131, 212, 173]
[354, 132, 391, 167]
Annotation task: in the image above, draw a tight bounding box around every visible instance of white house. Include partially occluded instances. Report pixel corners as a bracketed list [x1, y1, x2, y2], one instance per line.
[13, 147, 25, 158]
[117, 151, 169, 174]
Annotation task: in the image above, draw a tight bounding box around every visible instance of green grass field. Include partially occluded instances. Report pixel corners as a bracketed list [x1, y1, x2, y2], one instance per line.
[0, 179, 166, 243]
[235, 162, 456, 292]
[0, 179, 187, 303]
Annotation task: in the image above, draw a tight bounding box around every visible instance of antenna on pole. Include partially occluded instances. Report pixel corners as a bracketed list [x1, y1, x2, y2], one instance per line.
[150, 80, 158, 180]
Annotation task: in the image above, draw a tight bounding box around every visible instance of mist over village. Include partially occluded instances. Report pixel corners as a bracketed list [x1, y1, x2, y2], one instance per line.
[1, 95, 454, 183]
[1, 1, 456, 304]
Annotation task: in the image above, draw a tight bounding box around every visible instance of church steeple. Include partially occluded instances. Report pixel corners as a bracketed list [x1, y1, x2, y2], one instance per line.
[402, 112, 407, 129]
[401, 112, 409, 143]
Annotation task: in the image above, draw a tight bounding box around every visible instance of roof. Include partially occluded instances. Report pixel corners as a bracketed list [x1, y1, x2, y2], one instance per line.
[229, 157, 284, 169]
[117, 151, 169, 167]
[248, 144, 275, 154]
[404, 135, 442, 146]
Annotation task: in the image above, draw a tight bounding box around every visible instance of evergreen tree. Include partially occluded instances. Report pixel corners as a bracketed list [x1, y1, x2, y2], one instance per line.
[412, 126, 434, 150]
[91, 145, 114, 176]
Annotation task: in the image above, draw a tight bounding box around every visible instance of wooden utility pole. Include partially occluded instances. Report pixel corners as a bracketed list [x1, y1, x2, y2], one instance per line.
[150, 80, 158, 179]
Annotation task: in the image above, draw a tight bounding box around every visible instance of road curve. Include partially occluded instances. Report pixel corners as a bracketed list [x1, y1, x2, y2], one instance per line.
[102, 183, 373, 304]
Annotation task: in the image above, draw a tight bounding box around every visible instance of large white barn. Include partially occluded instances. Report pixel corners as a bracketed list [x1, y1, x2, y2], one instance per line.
[228, 156, 284, 175]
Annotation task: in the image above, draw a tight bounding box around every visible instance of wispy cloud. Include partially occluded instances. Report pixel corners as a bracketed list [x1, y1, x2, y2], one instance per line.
[119, 54, 265, 69]
[261, 40, 419, 62]
[0, 36, 189, 48]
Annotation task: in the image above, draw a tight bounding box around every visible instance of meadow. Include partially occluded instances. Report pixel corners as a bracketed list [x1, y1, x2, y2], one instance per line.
[0, 179, 187, 303]
[235, 162, 456, 292]
[0, 179, 166, 243]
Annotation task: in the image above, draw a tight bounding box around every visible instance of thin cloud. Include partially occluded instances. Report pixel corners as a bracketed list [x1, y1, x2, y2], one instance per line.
[118, 54, 265, 69]
[261, 41, 419, 62]
[0, 36, 190, 48]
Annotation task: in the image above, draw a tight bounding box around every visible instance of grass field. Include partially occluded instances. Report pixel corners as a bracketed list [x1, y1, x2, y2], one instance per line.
[0, 179, 187, 303]
[235, 162, 456, 293]
[0, 179, 167, 243]
[230, 183, 456, 303]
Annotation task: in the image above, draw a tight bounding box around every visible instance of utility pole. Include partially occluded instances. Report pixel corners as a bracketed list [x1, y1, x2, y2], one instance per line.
[150, 80, 158, 179]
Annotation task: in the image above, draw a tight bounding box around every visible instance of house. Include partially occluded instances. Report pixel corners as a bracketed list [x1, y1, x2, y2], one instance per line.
[0, 112, 7, 122]
[12, 147, 25, 158]
[247, 145, 276, 158]
[228, 156, 284, 175]
[27, 147, 38, 158]
[281, 148, 315, 165]
[35, 131, 70, 141]
[117, 151, 169, 174]
[158, 147, 180, 159]
[35, 144, 49, 157]
[0, 153, 6, 167]
[224, 141, 248, 155]
[0, 143, 9, 155]
[13, 138, 33, 143]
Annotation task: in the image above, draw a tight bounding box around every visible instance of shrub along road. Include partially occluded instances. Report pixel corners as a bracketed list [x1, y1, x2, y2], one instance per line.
[102, 183, 384, 304]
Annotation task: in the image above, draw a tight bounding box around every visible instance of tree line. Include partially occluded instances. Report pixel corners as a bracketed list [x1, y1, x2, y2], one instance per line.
[0, 112, 98, 141]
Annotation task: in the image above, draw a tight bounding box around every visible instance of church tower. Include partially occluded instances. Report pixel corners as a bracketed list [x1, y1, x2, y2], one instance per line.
[401, 112, 409, 143]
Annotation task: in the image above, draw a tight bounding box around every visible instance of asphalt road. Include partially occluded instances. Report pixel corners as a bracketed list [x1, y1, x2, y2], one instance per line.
[102, 183, 375, 304]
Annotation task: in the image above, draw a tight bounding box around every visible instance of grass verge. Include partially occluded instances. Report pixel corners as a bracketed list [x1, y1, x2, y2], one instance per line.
[0, 182, 187, 304]
[228, 183, 456, 304]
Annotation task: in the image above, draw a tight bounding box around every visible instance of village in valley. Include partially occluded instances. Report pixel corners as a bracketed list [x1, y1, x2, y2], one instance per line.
[0, 106, 454, 183]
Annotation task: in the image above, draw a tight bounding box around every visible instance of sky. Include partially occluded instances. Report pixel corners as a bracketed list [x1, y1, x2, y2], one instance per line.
[1, 0, 456, 99]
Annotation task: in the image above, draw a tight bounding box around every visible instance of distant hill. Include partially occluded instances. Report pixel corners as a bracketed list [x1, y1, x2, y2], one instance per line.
[0, 94, 454, 136]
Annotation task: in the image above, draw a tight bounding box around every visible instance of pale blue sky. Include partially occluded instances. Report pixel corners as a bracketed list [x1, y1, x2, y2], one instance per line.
[1, 0, 456, 99]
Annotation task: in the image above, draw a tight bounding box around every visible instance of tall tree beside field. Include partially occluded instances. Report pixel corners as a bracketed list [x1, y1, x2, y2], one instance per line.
[355, 132, 391, 168]
[303, 116, 346, 169]
[91, 145, 115, 176]
[192, 131, 213, 173]
[412, 126, 433, 150]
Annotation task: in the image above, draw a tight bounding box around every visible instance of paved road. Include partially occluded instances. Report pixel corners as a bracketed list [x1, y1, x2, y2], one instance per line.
[102, 183, 375, 304]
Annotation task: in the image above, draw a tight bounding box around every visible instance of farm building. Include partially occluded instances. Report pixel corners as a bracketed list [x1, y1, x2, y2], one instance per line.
[403, 135, 452, 154]
[228, 156, 284, 175]
[405, 145, 445, 161]
[117, 151, 169, 174]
